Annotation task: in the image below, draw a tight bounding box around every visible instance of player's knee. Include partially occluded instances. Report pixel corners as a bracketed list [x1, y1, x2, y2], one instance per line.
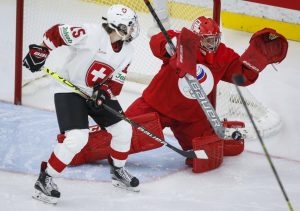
[63, 129, 89, 154]
[107, 120, 132, 144]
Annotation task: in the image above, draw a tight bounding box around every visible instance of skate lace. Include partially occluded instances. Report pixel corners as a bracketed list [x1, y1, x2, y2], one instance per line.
[116, 167, 133, 182]
[45, 175, 59, 192]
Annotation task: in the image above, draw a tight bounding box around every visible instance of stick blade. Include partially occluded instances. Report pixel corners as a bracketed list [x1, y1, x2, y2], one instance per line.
[194, 150, 208, 159]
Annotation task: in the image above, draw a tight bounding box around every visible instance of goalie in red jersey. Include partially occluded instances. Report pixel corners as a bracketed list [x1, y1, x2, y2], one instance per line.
[65, 16, 288, 173]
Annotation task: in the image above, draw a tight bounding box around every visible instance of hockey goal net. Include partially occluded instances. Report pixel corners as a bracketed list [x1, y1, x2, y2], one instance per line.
[19, 0, 281, 139]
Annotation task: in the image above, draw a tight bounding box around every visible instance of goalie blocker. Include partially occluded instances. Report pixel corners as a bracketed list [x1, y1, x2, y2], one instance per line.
[57, 113, 245, 173]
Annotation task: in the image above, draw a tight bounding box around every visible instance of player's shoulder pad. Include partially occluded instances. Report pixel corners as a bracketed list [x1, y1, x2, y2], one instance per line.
[58, 24, 87, 46]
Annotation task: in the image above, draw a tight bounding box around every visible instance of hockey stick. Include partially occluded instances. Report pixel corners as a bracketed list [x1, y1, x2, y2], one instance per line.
[143, 0, 246, 141]
[42, 67, 208, 159]
[233, 75, 294, 211]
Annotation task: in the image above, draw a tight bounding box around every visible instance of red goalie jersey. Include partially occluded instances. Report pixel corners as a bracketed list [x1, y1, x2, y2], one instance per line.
[125, 26, 260, 156]
[140, 29, 259, 123]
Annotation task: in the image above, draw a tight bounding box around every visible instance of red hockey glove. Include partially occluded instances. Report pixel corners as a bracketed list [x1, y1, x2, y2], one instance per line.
[240, 28, 288, 72]
[87, 84, 112, 112]
[23, 44, 50, 72]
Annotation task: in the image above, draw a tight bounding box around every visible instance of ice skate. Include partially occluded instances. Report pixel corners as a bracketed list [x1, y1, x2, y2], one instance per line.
[32, 161, 60, 204]
[110, 165, 140, 192]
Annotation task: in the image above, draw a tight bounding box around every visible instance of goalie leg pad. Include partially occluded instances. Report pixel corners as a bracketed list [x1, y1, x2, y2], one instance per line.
[69, 130, 112, 166]
[126, 98, 166, 152]
[222, 121, 245, 156]
[129, 112, 164, 154]
[191, 134, 223, 173]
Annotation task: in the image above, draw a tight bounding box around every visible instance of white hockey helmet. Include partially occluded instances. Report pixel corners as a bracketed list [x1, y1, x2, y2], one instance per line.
[104, 4, 139, 42]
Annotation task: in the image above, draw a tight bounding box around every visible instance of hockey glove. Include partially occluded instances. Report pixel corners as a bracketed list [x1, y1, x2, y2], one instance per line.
[23, 44, 49, 72]
[240, 28, 288, 72]
[87, 84, 112, 112]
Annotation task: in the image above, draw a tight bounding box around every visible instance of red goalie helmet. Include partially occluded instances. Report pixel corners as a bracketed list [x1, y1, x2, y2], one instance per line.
[191, 16, 221, 54]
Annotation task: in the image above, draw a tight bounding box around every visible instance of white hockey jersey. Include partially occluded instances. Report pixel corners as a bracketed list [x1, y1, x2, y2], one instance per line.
[43, 23, 134, 96]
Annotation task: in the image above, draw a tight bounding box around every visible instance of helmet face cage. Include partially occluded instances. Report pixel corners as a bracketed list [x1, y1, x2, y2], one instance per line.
[191, 16, 221, 53]
[128, 15, 140, 41]
[200, 33, 221, 52]
[106, 5, 140, 42]
[116, 14, 139, 42]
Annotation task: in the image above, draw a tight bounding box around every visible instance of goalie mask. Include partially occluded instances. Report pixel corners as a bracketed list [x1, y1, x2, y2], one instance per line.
[191, 16, 221, 55]
[104, 4, 140, 42]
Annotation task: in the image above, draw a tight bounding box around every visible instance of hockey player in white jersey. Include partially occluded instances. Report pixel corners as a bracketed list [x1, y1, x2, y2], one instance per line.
[23, 4, 140, 204]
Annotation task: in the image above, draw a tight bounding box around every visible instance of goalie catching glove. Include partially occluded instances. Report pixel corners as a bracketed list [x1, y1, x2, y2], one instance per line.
[87, 84, 112, 112]
[240, 28, 288, 72]
[23, 44, 50, 72]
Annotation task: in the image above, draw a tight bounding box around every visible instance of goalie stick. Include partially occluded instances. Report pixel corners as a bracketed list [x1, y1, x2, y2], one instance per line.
[143, 0, 246, 140]
[42, 68, 208, 159]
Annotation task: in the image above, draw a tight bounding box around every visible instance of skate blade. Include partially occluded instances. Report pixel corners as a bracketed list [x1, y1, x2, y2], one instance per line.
[112, 180, 140, 192]
[32, 189, 59, 204]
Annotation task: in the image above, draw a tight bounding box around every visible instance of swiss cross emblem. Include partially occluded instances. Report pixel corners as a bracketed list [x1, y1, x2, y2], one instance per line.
[85, 61, 114, 87]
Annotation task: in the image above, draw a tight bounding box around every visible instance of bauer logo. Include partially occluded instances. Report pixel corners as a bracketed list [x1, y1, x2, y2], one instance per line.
[178, 64, 214, 99]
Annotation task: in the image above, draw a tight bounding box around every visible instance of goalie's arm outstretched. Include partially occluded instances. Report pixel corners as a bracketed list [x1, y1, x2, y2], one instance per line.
[222, 28, 288, 85]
